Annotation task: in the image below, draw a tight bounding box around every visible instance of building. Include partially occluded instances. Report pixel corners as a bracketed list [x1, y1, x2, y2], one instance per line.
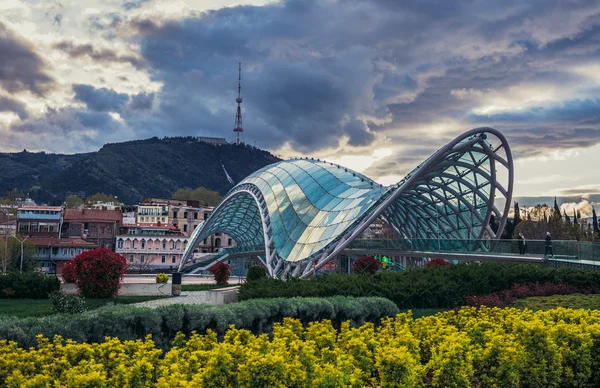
[198, 136, 227, 146]
[31, 237, 97, 274]
[141, 197, 233, 251]
[136, 204, 170, 225]
[179, 128, 514, 279]
[0, 214, 17, 236]
[62, 208, 122, 250]
[116, 223, 188, 270]
[17, 206, 64, 238]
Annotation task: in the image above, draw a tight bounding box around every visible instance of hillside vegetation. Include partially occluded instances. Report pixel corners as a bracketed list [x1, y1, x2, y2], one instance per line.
[0, 137, 279, 205]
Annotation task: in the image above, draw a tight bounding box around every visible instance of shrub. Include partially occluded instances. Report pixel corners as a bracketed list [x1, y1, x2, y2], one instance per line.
[465, 282, 599, 308]
[246, 265, 267, 281]
[352, 255, 380, 275]
[0, 273, 60, 299]
[0, 296, 399, 350]
[68, 248, 128, 298]
[426, 258, 450, 268]
[61, 261, 76, 283]
[209, 261, 231, 285]
[49, 291, 87, 314]
[2, 307, 600, 386]
[156, 273, 169, 283]
[239, 263, 600, 309]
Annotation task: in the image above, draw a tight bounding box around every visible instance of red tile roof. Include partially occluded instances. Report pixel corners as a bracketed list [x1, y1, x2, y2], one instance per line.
[64, 208, 122, 223]
[30, 237, 97, 247]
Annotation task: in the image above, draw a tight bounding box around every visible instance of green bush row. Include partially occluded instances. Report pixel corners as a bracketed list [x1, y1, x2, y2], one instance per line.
[238, 263, 600, 308]
[0, 296, 398, 350]
[0, 273, 60, 299]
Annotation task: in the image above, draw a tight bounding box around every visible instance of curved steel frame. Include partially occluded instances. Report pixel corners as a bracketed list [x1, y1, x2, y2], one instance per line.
[179, 127, 514, 279]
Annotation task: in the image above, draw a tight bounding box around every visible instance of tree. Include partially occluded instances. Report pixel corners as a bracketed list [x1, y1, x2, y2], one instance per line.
[209, 261, 231, 285]
[553, 197, 561, 222]
[564, 210, 570, 224]
[63, 248, 128, 298]
[172, 187, 222, 206]
[593, 207, 599, 237]
[85, 192, 121, 205]
[4, 189, 25, 202]
[64, 195, 83, 209]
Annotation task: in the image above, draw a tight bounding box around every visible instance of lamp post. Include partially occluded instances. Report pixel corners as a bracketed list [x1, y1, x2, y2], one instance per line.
[13, 235, 28, 273]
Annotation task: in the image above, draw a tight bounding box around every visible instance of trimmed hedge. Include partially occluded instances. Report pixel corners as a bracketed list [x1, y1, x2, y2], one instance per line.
[239, 263, 600, 308]
[0, 296, 398, 350]
[0, 273, 60, 299]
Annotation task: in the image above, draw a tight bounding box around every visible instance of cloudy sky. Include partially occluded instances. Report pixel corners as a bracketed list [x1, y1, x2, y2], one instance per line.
[1, 0, 599, 207]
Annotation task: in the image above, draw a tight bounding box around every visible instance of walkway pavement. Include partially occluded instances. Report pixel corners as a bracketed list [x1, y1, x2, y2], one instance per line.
[132, 287, 240, 308]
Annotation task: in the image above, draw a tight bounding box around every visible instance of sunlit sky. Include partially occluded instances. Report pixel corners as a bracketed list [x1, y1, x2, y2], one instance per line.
[1, 0, 599, 210]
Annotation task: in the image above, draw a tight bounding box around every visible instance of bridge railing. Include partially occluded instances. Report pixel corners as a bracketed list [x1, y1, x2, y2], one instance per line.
[346, 238, 600, 263]
[181, 244, 265, 273]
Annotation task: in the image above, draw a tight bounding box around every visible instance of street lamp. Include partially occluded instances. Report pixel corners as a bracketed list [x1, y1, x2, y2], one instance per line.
[12, 235, 28, 273]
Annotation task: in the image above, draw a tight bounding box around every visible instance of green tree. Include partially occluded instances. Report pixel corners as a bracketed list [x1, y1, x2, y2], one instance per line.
[64, 195, 83, 208]
[4, 189, 24, 202]
[553, 197, 561, 221]
[85, 192, 121, 205]
[172, 187, 222, 206]
[593, 207, 599, 238]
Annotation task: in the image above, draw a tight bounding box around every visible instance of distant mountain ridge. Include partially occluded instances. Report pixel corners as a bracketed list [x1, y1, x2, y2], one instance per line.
[0, 137, 281, 205]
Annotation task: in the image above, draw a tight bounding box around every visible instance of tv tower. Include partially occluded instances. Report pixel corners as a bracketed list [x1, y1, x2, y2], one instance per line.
[233, 62, 244, 144]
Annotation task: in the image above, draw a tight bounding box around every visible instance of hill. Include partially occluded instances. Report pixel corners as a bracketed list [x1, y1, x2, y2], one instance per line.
[0, 137, 280, 205]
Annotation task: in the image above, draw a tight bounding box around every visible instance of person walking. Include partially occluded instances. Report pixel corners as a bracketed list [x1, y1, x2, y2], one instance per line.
[518, 232, 527, 255]
[544, 232, 554, 259]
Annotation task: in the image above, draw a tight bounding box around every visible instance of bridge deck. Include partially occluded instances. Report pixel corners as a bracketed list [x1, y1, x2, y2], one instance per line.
[342, 249, 547, 264]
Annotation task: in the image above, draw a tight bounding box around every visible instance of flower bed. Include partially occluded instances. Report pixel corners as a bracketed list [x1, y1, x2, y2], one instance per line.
[2, 306, 600, 387]
[465, 282, 600, 308]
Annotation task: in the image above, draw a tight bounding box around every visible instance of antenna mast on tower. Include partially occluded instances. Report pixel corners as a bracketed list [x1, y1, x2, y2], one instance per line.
[233, 63, 244, 144]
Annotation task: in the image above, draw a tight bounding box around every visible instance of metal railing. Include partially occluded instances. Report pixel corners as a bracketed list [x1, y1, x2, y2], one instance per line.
[346, 238, 600, 263]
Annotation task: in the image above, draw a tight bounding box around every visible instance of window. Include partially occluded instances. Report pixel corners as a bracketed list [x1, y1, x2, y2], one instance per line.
[183, 225, 188, 232]
[171, 241, 176, 250]
[141, 240, 146, 249]
[129, 255, 134, 263]
[62, 248, 68, 255]
[228, 238, 232, 246]
[133, 240, 137, 249]
[183, 212, 188, 219]
[194, 212, 198, 219]
[203, 213, 208, 220]
[162, 241, 166, 249]
[117, 240, 123, 249]
[101, 226, 105, 234]
[193, 224, 197, 230]
[161, 255, 166, 263]
[140, 255, 145, 263]
[172, 256, 176, 263]
[173, 211, 178, 218]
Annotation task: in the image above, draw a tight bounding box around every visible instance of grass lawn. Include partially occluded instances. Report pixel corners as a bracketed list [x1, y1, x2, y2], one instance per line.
[181, 284, 236, 291]
[0, 296, 169, 318]
[511, 293, 600, 311]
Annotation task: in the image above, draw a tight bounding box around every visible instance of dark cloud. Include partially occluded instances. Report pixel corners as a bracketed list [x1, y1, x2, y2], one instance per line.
[128, 92, 154, 110]
[344, 120, 375, 147]
[0, 95, 28, 119]
[54, 41, 145, 69]
[72, 84, 129, 112]
[0, 22, 54, 96]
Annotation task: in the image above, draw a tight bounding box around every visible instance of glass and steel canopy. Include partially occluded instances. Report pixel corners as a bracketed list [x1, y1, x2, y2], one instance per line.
[179, 127, 514, 278]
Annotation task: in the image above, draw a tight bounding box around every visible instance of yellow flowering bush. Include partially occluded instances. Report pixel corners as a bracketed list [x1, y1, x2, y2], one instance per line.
[3, 307, 600, 387]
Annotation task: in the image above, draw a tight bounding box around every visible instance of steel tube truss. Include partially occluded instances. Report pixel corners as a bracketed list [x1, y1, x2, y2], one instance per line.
[179, 127, 514, 279]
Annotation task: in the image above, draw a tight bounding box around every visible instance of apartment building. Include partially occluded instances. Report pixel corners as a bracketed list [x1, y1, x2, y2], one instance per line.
[31, 237, 97, 274]
[62, 208, 122, 250]
[17, 206, 63, 238]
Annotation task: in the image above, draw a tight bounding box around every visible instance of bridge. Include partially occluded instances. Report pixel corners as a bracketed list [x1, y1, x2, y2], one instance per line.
[181, 238, 600, 275]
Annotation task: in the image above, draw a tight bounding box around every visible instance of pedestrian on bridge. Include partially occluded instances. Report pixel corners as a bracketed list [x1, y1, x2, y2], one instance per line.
[518, 232, 527, 255]
[544, 232, 554, 259]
